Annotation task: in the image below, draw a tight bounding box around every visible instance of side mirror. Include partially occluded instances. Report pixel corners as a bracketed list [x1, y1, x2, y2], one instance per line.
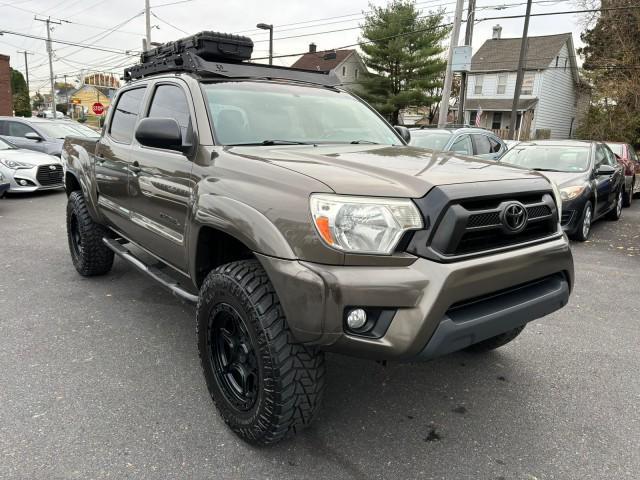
[135, 118, 183, 152]
[24, 132, 43, 142]
[597, 164, 616, 175]
[394, 125, 411, 143]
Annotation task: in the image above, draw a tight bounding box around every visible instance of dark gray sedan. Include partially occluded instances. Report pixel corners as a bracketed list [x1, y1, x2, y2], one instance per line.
[0, 117, 99, 157]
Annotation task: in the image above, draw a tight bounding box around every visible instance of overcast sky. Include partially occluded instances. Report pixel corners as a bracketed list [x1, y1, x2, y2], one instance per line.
[0, 0, 591, 94]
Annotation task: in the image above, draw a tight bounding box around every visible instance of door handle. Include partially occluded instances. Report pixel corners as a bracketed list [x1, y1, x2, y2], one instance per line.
[130, 161, 142, 173]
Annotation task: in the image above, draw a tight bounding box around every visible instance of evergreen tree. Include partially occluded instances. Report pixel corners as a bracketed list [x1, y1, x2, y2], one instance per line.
[358, 0, 449, 125]
[10, 69, 31, 117]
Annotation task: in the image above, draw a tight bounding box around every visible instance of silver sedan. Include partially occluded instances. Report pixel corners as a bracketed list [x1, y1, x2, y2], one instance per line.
[0, 137, 63, 193]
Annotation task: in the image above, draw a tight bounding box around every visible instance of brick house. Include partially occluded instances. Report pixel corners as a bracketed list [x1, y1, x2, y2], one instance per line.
[0, 54, 12, 116]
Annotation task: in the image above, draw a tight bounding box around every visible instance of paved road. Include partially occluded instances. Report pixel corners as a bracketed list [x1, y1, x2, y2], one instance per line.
[1, 190, 638, 480]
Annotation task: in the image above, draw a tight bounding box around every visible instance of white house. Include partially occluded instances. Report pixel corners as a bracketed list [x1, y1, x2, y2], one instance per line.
[464, 28, 585, 139]
[291, 43, 367, 90]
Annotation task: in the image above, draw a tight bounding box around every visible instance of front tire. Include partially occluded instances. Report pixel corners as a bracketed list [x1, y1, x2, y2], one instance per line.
[197, 260, 326, 446]
[570, 201, 592, 242]
[623, 182, 633, 207]
[465, 326, 526, 352]
[66, 191, 114, 276]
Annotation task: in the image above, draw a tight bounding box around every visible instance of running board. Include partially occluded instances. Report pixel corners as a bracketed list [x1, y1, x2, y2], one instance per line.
[103, 237, 199, 304]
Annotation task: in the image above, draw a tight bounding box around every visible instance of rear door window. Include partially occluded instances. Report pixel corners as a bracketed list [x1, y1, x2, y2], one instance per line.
[472, 134, 492, 155]
[109, 87, 147, 144]
[488, 136, 503, 154]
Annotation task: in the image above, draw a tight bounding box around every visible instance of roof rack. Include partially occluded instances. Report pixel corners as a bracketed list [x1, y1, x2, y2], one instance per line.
[124, 31, 339, 87]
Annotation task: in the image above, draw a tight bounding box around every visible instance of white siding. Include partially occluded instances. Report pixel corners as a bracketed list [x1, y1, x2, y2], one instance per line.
[334, 53, 366, 90]
[533, 43, 577, 139]
[467, 72, 541, 99]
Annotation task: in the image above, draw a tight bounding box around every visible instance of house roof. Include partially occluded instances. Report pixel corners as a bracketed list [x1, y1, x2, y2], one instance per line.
[465, 98, 538, 111]
[471, 33, 573, 72]
[290, 49, 355, 72]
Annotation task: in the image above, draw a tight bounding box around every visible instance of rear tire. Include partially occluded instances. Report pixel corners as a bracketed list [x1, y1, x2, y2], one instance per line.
[607, 189, 623, 220]
[623, 184, 632, 207]
[197, 259, 325, 446]
[465, 326, 525, 352]
[66, 191, 114, 276]
[569, 201, 592, 242]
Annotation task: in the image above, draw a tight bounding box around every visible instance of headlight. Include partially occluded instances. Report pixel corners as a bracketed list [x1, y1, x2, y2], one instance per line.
[0, 158, 34, 170]
[310, 193, 423, 254]
[549, 181, 563, 221]
[559, 185, 586, 201]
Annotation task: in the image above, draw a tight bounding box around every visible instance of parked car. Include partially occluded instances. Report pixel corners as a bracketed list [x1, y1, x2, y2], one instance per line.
[0, 117, 97, 157]
[408, 125, 507, 160]
[0, 171, 9, 198]
[605, 142, 640, 207]
[63, 32, 573, 445]
[499, 140, 624, 241]
[0, 137, 63, 192]
[36, 110, 70, 119]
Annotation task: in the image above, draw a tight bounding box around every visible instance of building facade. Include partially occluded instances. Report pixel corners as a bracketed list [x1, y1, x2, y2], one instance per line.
[0, 54, 12, 116]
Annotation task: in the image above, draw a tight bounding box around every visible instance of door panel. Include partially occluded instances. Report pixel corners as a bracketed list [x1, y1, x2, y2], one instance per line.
[126, 82, 195, 272]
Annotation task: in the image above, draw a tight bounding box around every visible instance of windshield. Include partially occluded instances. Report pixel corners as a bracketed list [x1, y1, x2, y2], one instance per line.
[605, 143, 623, 156]
[35, 122, 95, 140]
[410, 132, 453, 150]
[0, 137, 16, 150]
[500, 145, 591, 173]
[64, 123, 101, 138]
[202, 81, 400, 146]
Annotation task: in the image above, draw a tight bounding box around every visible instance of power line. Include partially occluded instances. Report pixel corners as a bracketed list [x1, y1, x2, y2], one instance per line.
[151, 11, 189, 35]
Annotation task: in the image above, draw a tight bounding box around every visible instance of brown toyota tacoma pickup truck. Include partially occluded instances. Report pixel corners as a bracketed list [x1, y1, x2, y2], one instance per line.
[62, 32, 574, 445]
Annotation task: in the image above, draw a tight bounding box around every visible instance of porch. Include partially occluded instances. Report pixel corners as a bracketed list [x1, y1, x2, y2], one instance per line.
[464, 98, 538, 141]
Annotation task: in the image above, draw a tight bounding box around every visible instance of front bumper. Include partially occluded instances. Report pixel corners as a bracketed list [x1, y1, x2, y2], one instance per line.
[258, 236, 573, 361]
[0, 182, 9, 196]
[3, 165, 64, 193]
[560, 195, 588, 235]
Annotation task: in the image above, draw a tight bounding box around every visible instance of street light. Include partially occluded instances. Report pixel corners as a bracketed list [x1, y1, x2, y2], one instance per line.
[256, 23, 273, 65]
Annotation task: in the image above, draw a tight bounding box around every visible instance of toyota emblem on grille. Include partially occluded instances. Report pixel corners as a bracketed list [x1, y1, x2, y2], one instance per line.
[49, 165, 58, 170]
[501, 202, 528, 233]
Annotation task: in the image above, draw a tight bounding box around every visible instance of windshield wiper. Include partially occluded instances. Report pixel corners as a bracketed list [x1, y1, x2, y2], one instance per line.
[532, 167, 563, 172]
[261, 140, 311, 145]
[350, 140, 379, 144]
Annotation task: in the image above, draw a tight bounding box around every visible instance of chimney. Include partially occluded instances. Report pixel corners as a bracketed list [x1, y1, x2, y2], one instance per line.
[492, 25, 502, 40]
[309, 43, 317, 53]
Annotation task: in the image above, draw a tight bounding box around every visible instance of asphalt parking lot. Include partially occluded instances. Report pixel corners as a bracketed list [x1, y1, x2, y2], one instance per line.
[1, 190, 638, 480]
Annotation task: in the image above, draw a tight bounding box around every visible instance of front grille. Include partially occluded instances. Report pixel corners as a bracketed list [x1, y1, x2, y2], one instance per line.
[407, 187, 560, 261]
[36, 164, 63, 186]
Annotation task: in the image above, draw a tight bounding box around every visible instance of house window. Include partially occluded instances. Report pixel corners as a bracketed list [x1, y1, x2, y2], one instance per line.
[355, 68, 358, 79]
[564, 58, 568, 70]
[474, 75, 484, 95]
[521, 72, 534, 95]
[497, 74, 507, 94]
[469, 111, 478, 126]
[555, 56, 559, 67]
[342, 66, 346, 76]
[492, 112, 502, 130]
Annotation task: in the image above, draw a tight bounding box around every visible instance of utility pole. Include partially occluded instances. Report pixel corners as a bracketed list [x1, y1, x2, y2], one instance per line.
[17, 50, 34, 95]
[438, 0, 465, 128]
[508, 0, 533, 140]
[35, 16, 62, 119]
[457, 0, 476, 123]
[144, 0, 151, 51]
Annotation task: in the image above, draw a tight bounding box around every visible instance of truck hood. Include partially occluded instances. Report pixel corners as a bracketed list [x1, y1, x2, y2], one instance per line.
[229, 144, 547, 197]
[0, 148, 61, 166]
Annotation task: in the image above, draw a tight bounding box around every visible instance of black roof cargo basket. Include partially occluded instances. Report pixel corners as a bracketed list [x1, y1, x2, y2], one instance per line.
[124, 31, 339, 87]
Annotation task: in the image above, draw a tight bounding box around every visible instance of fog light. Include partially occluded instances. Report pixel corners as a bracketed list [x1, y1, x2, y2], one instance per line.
[19, 179, 28, 186]
[346, 308, 367, 330]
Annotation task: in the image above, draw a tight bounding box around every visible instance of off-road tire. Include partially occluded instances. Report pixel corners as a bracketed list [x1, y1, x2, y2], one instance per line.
[569, 201, 592, 242]
[606, 189, 623, 220]
[66, 191, 114, 276]
[197, 259, 326, 446]
[465, 325, 526, 353]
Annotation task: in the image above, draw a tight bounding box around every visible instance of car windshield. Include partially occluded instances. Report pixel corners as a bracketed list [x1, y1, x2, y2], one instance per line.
[35, 122, 93, 139]
[0, 137, 17, 150]
[605, 143, 623, 156]
[202, 81, 400, 146]
[500, 145, 591, 173]
[410, 132, 453, 150]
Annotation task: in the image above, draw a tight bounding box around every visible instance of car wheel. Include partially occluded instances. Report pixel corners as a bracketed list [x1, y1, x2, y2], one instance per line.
[66, 191, 114, 276]
[570, 201, 592, 242]
[465, 326, 526, 352]
[607, 189, 623, 220]
[197, 259, 326, 446]
[622, 183, 632, 207]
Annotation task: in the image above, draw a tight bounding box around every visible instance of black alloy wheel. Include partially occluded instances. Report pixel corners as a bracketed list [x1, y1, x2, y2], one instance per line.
[208, 303, 259, 412]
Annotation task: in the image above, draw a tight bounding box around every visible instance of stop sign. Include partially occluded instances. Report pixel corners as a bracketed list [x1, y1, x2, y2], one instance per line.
[92, 102, 104, 115]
